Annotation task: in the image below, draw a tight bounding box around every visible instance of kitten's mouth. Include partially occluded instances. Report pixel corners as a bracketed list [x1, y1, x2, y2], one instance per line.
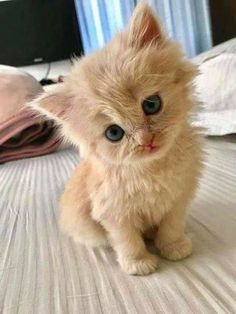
[139, 135, 159, 154]
[142, 145, 159, 154]
[136, 144, 160, 155]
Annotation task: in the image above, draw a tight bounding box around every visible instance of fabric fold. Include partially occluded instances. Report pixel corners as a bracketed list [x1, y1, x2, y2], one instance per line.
[0, 65, 61, 163]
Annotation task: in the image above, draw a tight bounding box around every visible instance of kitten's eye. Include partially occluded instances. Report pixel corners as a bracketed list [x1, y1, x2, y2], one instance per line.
[105, 124, 124, 142]
[142, 95, 162, 115]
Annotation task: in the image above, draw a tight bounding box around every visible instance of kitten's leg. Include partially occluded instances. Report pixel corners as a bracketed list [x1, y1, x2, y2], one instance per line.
[102, 221, 160, 275]
[59, 164, 108, 247]
[155, 205, 192, 261]
[60, 205, 108, 247]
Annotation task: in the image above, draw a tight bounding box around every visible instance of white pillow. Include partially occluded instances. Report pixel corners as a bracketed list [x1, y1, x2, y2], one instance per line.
[193, 53, 236, 135]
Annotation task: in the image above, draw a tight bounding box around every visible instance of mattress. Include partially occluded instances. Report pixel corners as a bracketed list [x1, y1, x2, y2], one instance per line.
[0, 136, 236, 314]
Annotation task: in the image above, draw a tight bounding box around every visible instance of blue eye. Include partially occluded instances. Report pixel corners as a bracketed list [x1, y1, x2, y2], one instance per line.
[105, 124, 124, 142]
[142, 95, 162, 115]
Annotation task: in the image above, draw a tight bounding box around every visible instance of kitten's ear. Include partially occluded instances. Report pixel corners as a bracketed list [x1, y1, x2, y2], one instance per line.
[126, 2, 165, 48]
[29, 85, 71, 123]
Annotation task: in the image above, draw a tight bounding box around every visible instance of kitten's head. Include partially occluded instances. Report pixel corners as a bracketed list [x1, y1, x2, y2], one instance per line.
[31, 3, 196, 165]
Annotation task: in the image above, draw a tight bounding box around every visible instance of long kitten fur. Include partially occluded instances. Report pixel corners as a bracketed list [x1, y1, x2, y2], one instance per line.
[31, 3, 202, 275]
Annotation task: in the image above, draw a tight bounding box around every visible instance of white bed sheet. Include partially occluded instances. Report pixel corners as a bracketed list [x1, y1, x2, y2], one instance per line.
[0, 137, 236, 314]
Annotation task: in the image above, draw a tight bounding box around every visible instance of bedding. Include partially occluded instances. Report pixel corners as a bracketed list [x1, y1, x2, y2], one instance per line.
[0, 136, 236, 313]
[192, 38, 236, 136]
[0, 65, 60, 164]
[193, 53, 236, 136]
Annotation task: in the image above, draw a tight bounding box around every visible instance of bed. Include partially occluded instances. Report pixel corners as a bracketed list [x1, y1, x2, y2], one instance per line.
[0, 136, 236, 314]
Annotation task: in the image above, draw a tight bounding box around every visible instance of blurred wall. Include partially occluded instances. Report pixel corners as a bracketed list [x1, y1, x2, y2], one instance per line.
[209, 0, 236, 45]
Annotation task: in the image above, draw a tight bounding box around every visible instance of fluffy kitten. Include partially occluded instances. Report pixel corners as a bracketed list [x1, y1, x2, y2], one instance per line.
[31, 3, 202, 275]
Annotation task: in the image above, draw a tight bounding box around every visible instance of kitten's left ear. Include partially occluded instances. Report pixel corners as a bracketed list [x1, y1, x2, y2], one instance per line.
[126, 2, 166, 48]
[29, 85, 71, 123]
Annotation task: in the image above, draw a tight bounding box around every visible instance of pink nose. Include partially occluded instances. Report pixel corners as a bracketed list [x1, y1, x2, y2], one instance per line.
[139, 134, 156, 150]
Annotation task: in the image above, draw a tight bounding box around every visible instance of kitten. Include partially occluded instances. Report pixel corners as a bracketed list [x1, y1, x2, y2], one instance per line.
[31, 3, 202, 275]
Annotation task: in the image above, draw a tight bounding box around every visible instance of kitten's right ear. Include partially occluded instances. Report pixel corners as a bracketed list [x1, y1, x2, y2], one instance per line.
[126, 2, 166, 49]
[29, 85, 71, 123]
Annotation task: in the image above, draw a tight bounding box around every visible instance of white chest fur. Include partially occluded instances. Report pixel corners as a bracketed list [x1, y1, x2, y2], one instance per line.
[91, 161, 182, 230]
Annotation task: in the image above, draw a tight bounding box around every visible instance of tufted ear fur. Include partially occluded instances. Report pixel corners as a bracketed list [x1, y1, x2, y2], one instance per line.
[126, 2, 166, 48]
[29, 85, 71, 123]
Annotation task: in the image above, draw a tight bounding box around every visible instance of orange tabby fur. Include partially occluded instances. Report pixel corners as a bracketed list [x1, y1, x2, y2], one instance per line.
[31, 3, 202, 275]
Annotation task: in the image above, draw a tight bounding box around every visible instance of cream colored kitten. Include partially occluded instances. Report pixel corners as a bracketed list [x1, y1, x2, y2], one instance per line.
[31, 3, 202, 275]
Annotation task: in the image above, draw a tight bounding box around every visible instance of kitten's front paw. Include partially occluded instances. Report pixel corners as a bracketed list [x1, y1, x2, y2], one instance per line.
[156, 236, 192, 261]
[119, 253, 160, 275]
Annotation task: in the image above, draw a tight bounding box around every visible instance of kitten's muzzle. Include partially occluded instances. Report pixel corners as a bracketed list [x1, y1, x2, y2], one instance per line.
[139, 135, 159, 152]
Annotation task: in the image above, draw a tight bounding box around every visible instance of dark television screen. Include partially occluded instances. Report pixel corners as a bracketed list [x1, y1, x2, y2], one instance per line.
[0, 0, 83, 66]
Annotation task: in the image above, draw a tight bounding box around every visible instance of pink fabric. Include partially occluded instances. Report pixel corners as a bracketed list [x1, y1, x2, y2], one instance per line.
[0, 65, 60, 163]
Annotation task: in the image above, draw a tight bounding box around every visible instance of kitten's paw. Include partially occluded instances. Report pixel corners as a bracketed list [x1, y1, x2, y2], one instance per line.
[156, 236, 192, 261]
[119, 253, 160, 275]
